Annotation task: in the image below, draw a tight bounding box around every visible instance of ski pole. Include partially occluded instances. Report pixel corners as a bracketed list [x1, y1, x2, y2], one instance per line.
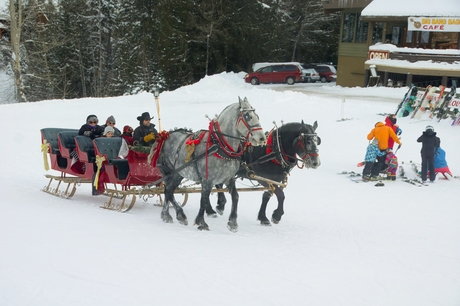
[395, 144, 401, 154]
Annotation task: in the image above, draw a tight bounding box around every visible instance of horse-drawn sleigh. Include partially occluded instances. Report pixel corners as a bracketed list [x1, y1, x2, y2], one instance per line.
[40, 97, 321, 232]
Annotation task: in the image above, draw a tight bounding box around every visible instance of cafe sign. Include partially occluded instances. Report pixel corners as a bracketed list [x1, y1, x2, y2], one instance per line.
[408, 17, 460, 32]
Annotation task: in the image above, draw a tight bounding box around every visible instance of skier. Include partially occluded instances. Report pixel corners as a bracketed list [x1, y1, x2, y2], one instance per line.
[384, 148, 398, 181]
[362, 139, 386, 181]
[384, 114, 402, 149]
[432, 147, 452, 179]
[417, 125, 440, 183]
[367, 121, 402, 178]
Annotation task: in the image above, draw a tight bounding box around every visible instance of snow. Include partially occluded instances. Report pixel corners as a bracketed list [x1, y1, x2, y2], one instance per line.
[1, 72, 460, 306]
[362, 0, 460, 17]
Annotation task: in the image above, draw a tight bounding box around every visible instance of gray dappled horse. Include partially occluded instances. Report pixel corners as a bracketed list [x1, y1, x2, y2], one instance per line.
[212, 121, 321, 226]
[155, 97, 266, 232]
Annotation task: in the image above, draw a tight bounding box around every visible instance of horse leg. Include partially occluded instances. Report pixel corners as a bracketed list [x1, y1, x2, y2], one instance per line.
[226, 179, 239, 232]
[203, 185, 220, 218]
[162, 174, 188, 225]
[215, 183, 227, 215]
[258, 190, 272, 226]
[195, 180, 212, 231]
[271, 187, 285, 224]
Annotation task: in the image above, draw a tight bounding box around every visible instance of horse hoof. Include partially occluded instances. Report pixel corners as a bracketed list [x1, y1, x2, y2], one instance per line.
[197, 225, 209, 231]
[207, 213, 218, 218]
[271, 217, 280, 224]
[177, 213, 188, 225]
[161, 211, 173, 223]
[260, 220, 272, 226]
[216, 207, 224, 216]
[227, 221, 238, 233]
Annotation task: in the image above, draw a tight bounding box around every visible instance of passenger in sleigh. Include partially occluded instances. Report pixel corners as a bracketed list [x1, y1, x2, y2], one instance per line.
[78, 115, 104, 139]
[118, 125, 134, 159]
[133, 112, 158, 147]
[71, 115, 104, 173]
[101, 115, 121, 137]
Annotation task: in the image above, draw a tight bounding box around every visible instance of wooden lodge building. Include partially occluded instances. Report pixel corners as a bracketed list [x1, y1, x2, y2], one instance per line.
[322, 0, 460, 88]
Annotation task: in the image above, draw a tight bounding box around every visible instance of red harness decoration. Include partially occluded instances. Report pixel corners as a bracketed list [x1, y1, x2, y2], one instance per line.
[185, 131, 207, 146]
[150, 131, 170, 167]
[209, 120, 248, 159]
[265, 131, 281, 165]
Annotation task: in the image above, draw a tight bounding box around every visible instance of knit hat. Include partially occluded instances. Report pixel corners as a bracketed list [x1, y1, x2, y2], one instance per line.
[106, 115, 116, 124]
[103, 126, 115, 135]
[123, 125, 133, 135]
[137, 112, 154, 122]
[86, 114, 99, 124]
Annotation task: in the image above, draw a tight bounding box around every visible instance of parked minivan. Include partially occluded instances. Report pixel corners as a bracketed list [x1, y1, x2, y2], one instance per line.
[252, 62, 308, 82]
[245, 64, 302, 85]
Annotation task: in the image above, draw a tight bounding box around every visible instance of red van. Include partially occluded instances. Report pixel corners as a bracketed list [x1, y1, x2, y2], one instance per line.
[244, 64, 302, 85]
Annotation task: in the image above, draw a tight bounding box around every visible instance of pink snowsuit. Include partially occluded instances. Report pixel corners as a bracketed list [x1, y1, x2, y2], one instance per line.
[385, 151, 398, 177]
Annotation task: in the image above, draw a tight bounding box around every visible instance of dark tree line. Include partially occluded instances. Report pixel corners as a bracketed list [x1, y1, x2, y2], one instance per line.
[5, 0, 339, 102]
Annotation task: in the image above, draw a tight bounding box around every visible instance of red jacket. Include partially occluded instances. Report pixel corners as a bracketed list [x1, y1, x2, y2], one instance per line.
[385, 116, 398, 149]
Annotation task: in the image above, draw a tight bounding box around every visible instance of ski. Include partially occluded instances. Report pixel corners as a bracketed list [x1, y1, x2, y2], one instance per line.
[399, 86, 419, 118]
[411, 85, 432, 119]
[395, 84, 415, 117]
[427, 85, 446, 118]
[435, 80, 457, 122]
[413, 86, 438, 119]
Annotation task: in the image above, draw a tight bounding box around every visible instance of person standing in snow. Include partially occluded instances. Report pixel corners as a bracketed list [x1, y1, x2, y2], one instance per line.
[384, 114, 402, 149]
[367, 121, 402, 178]
[362, 139, 387, 181]
[417, 125, 440, 182]
[384, 148, 398, 181]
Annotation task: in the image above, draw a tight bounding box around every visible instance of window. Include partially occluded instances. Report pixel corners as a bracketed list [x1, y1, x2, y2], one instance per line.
[342, 13, 356, 42]
[406, 30, 413, 43]
[372, 22, 384, 43]
[421, 31, 430, 44]
[356, 16, 369, 43]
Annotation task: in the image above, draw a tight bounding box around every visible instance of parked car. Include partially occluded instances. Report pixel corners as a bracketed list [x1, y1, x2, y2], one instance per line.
[245, 64, 302, 85]
[305, 64, 337, 83]
[252, 62, 309, 82]
[301, 67, 320, 83]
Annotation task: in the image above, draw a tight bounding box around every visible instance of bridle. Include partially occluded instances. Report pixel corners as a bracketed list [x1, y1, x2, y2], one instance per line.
[293, 131, 320, 168]
[209, 106, 263, 158]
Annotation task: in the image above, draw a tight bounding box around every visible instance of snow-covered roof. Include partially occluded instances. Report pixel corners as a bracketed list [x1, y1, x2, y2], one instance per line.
[362, 0, 460, 17]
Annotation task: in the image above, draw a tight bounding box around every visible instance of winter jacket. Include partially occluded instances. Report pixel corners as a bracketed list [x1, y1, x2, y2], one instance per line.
[385, 116, 401, 149]
[367, 122, 401, 150]
[101, 124, 121, 137]
[434, 147, 448, 168]
[417, 130, 440, 157]
[133, 123, 158, 146]
[364, 143, 386, 162]
[78, 124, 104, 139]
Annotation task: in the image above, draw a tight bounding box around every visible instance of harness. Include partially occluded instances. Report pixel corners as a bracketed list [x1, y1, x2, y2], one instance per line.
[264, 127, 319, 171]
[149, 105, 261, 184]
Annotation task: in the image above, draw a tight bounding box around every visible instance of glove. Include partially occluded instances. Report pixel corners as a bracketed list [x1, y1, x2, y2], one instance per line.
[143, 132, 155, 143]
[83, 131, 93, 137]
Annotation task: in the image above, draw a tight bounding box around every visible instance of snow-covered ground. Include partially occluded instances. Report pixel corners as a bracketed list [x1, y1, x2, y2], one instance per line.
[1, 72, 459, 306]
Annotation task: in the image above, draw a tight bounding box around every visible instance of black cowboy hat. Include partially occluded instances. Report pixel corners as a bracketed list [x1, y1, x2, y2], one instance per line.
[137, 112, 154, 121]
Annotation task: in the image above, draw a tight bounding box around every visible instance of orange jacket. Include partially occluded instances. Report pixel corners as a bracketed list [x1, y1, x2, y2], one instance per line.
[367, 122, 401, 150]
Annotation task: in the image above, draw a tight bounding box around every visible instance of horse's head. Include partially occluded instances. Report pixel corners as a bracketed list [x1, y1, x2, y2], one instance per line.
[236, 97, 266, 146]
[294, 120, 321, 169]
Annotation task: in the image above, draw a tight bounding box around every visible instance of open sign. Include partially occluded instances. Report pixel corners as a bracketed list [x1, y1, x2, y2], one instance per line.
[368, 51, 389, 60]
[448, 98, 460, 108]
